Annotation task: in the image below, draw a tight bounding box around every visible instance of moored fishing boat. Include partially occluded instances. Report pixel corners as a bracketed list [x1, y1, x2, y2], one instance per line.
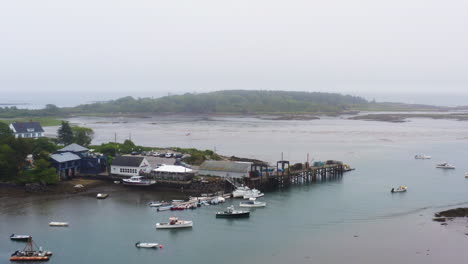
[233, 186, 251, 198]
[156, 217, 193, 229]
[49, 222, 68, 227]
[465, 172, 468, 178]
[243, 189, 264, 199]
[10, 237, 52, 262]
[391, 186, 407, 193]
[239, 198, 266, 208]
[122, 176, 156, 186]
[436, 162, 455, 169]
[10, 234, 31, 242]
[216, 206, 250, 218]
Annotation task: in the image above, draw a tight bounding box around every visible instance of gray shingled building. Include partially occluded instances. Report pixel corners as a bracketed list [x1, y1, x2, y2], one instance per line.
[198, 160, 253, 179]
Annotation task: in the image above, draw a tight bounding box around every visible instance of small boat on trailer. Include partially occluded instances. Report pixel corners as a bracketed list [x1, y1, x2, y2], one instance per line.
[96, 193, 109, 199]
[391, 186, 407, 193]
[135, 242, 160, 248]
[49, 222, 69, 227]
[239, 198, 266, 208]
[216, 206, 250, 218]
[156, 217, 193, 229]
[10, 237, 52, 262]
[10, 234, 32, 242]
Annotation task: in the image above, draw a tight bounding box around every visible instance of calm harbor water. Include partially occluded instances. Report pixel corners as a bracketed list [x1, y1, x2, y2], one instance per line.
[3, 116, 468, 263]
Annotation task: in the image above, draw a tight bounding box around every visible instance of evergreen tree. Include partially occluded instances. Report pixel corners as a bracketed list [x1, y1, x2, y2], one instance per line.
[57, 121, 73, 145]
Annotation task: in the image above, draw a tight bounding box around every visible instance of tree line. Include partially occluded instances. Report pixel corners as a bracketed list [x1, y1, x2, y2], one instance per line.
[0, 90, 369, 117]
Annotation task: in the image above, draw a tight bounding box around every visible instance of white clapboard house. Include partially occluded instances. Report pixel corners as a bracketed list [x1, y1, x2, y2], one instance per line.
[111, 156, 152, 177]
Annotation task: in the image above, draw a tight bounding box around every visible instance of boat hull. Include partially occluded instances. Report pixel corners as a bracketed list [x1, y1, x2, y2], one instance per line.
[10, 235, 31, 242]
[49, 222, 68, 227]
[216, 212, 250, 218]
[10, 256, 49, 261]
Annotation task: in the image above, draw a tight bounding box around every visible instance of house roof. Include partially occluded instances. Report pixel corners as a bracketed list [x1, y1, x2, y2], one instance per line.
[50, 152, 81, 163]
[199, 160, 252, 173]
[154, 165, 193, 173]
[112, 156, 145, 167]
[57, 143, 89, 153]
[10, 122, 44, 133]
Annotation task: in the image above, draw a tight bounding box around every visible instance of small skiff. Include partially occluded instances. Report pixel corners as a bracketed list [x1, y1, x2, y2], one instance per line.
[135, 242, 159, 248]
[156, 217, 193, 229]
[49, 222, 69, 227]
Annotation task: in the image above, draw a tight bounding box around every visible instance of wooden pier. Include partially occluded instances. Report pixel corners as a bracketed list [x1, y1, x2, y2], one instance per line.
[244, 161, 344, 190]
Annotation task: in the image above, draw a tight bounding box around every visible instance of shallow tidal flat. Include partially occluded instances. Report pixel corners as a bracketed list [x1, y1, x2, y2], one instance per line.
[350, 113, 468, 123]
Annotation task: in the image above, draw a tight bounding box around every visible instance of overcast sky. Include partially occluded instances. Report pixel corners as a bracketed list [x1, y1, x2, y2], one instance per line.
[1, 0, 467, 96]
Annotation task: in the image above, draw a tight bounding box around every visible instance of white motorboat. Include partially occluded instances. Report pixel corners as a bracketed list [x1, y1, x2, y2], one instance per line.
[49, 222, 69, 227]
[414, 154, 431, 159]
[96, 193, 109, 199]
[10, 234, 31, 241]
[135, 242, 159, 248]
[233, 186, 251, 198]
[148, 201, 163, 207]
[243, 189, 264, 199]
[122, 176, 155, 186]
[240, 198, 266, 208]
[391, 186, 407, 193]
[157, 205, 173, 211]
[436, 162, 455, 169]
[464, 173, 468, 178]
[156, 217, 193, 229]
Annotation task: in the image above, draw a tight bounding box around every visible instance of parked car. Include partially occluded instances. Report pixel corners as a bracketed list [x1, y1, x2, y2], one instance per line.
[158, 153, 166, 158]
[174, 153, 183, 159]
[131, 151, 140, 155]
[152, 152, 160, 157]
[165, 153, 173, 158]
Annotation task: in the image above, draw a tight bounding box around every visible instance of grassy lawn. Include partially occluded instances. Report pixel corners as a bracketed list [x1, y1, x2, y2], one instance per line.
[0, 117, 63, 127]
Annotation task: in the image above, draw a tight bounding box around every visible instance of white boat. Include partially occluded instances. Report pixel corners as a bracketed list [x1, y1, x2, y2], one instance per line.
[135, 242, 159, 248]
[436, 162, 455, 169]
[96, 193, 109, 199]
[49, 222, 69, 227]
[157, 205, 173, 211]
[243, 189, 264, 199]
[156, 217, 193, 229]
[391, 186, 407, 193]
[414, 154, 431, 159]
[465, 173, 468, 178]
[148, 201, 163, 207]
[122, 176, 155, 186]
[240, 198, 266, 208]
[233, 186, 251, 198]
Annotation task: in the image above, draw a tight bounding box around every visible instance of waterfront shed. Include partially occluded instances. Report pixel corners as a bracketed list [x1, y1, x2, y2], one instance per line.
[111, 156, 152, 177]
[9, 122, 45, 139]
[198, 160, 253, 179]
